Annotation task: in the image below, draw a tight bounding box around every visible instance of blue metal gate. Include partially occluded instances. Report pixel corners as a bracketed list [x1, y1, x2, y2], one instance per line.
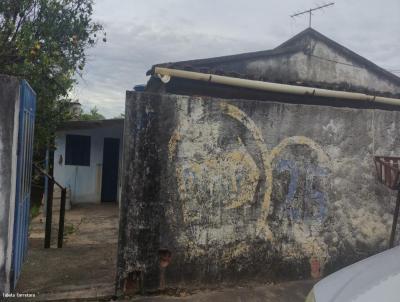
[11, 80, 36, 289]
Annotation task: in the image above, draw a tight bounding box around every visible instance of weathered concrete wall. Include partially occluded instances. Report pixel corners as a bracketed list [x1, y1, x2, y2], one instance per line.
[246, 38, 400, 95]
[0, 75, 20, 293]
[172, 37, 400, 96]
[117, 91, 399, 291]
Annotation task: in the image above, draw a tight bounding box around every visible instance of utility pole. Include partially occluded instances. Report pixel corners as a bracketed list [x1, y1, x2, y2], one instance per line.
[291, 3, 335, 28]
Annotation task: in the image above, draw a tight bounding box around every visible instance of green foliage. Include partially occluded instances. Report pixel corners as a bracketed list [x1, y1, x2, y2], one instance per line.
[0, 0, 105, 160]
[64, 224, 76, 237]
[79, 106, 105, 120]
[30, 204, 41, 220]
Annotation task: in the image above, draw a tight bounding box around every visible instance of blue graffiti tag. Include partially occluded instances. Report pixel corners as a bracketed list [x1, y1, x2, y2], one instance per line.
[277, 160, 300, 220]
[277, 159, 329, 221]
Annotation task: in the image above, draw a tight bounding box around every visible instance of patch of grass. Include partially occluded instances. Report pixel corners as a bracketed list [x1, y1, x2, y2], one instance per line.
[64, 224, 76, 237]
[30, 204, 41, 220]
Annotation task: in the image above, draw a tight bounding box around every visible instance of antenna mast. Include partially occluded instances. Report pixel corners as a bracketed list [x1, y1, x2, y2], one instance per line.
[291, 2, 334, 28]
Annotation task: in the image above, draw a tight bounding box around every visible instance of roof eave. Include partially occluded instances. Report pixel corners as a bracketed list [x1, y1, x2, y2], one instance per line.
[57, 118, 124, 131]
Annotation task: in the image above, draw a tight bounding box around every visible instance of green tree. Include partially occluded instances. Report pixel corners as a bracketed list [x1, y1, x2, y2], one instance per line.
[0, 0, 105, 160]
[79, 106, 105, 120]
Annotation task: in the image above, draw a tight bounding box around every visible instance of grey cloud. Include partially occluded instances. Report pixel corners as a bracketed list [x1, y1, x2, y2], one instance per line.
[72, 0, 400, 117]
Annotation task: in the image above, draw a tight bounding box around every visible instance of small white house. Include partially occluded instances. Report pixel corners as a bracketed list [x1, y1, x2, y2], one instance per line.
[53, 119, 124, 204]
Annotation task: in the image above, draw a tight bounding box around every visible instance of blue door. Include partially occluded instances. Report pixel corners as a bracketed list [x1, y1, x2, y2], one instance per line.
[11, 80, 36, 289]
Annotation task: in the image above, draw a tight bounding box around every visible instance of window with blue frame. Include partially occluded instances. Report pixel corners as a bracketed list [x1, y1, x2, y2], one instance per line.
[65, 134, 91, 166]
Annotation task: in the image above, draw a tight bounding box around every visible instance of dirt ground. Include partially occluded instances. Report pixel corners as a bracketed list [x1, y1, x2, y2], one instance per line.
[15, 203, 119, 301]
[14, 203, 315, 302]
[127, 280, 315, 302]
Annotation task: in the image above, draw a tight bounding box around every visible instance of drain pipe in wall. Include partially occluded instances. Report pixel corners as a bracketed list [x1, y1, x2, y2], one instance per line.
[154, 67, 400, 107]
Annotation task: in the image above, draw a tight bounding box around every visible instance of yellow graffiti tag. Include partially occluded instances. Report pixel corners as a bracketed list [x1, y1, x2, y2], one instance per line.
[168, 100, 331, 243]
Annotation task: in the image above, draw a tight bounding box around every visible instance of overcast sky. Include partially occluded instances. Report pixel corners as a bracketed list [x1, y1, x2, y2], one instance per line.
[70, 0, 400, 117]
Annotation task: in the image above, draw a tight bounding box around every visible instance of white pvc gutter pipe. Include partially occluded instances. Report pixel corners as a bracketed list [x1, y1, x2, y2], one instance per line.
[154, 67, 400, 106]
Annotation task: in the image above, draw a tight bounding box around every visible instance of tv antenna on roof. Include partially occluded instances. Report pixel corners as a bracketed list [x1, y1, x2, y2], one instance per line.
[291, 2, 335, 28]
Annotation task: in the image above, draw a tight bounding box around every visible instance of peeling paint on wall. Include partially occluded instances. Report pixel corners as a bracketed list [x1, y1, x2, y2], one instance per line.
[167, 100, 332, 264]
[119, 92, 400, 291]
[276, 159, 329, 221]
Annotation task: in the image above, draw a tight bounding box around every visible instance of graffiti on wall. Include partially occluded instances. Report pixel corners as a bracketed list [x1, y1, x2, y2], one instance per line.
[167, 99, 332, 261]
[276, 159, 329, 222]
